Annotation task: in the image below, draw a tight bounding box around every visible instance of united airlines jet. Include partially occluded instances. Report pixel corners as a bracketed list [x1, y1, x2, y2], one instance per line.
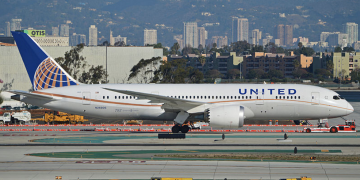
[9, 31, 354, 133]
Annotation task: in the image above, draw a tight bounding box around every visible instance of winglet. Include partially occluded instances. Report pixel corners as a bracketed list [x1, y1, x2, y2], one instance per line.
[11, 31, 79, 91]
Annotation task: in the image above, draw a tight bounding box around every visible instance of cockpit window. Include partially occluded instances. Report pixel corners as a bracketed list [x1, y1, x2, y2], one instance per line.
[333, 95, 340, 100]
[339, 96, 345, 99]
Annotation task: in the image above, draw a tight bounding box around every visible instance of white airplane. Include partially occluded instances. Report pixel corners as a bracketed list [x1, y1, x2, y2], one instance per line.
[9, 31, 354, 133]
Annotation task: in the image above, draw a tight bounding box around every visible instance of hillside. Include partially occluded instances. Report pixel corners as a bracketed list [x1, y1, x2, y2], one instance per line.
[1, 0, 360, 47]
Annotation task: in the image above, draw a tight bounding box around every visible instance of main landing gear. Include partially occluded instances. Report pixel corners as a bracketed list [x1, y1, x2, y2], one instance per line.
[171, 124, 190, 133]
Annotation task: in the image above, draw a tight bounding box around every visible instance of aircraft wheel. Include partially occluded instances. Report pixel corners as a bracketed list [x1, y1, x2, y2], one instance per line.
[330, 127, 337, 133]
[180, 126, 190, 133]
[171, 125, 180, 133]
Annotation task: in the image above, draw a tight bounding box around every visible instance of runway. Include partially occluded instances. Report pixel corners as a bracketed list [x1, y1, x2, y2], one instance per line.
[0, 130, 360, 180]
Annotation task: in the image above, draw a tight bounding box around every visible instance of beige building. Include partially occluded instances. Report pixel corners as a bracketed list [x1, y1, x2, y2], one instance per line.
[333, 52, 360, 78]
[88, 25, 98, 46]
[32, 37, 69, 46]
[198, 27, 207, 47]
[144, 29, 157, 45]
[251, 29, 262, 45]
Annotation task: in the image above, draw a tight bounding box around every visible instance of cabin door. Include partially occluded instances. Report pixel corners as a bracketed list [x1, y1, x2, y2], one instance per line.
[82, 92, 91, 105]
[311, 92, 320, 105]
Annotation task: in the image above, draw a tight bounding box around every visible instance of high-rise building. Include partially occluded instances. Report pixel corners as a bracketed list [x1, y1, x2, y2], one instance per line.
[60, 24, 69, 37]
[88, 25, 98, 46]
[70, 33, 86, 46]
[320, 32, 331, 42]
[211, 36, 228, 48]
[326, 32, 348, 47]
[251, 29, 262, 45]
[5, 22, 10, 37]
[113, 35, 127, 45]
[110, 30, 114, 46]
[52, 27, 59, 37]
[173, 35, 184, 50]
[183, 22, 198, 48]
[285, 25, 293, 46]
[198, 27, 207, 47]
[274, 24, 285, 45]
[344, 22, 358, 45]
[10, 19, 22, 34]
[144, 29, 157, 46]
[232, 18, 248, 42]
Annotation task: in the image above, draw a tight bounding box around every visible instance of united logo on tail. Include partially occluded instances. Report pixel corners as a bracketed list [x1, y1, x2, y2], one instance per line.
[12, 31, 79, 91]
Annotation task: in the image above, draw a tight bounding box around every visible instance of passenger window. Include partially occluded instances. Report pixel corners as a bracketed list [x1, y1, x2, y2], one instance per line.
[249, 96, 251, 99]
[216, 96, 218, 99]
[242, 96, 244, 99]
[107, 96, 109, 99]
[238, 96, 240, 99]
[208, 96, 210, 99]
[115, 96, 117, 99]
[223, 96, 225, 99]
[219, 96, 221, 99]
[298, 96, 300, 99]
[279, 96, 281, 99]
[227, 96, 229, 99]
[126, 96, 128, 99]
[130, 96, 132, 99]
[212, 96, 214, 99]
[283, 96, 285, 99]
[103, 96, 105, 99]
[197, 96, 199, 99]
[246, 96, 248, 99]
[182, 96, 184, 99]
[294, 96, 296, 99]
[287, 96, 289, 99]
[276, 96, 277, 99]
[189, 96, 191, 99]
[291, 96, 293, 99]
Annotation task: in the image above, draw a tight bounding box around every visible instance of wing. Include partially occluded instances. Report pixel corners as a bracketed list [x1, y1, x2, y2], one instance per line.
[102, 88, 207, 112]
[9, 90, 56, 100]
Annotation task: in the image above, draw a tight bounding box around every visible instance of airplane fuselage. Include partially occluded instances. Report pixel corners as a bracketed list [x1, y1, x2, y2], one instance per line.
[22, 84, 353, 122]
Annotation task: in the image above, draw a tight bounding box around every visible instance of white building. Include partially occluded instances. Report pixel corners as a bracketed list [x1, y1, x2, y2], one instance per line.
[344, 22, 358, 45]
[232, 17, 248, 42]
[89, 25, 98, 46]
[60, 24, 69, 37]
[144, 29, 157, 46]
[251, 29, 262, 45]
[184, 22, 198, 48]
[32, 37, 69, 46]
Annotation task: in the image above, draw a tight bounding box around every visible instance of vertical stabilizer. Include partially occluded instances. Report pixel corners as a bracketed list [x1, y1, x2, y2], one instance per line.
[12, 31, 79, 91]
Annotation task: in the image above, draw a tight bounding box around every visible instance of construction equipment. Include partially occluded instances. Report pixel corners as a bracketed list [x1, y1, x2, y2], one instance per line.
[304, 120, 356, 133]
[32, 111, 88, 124]
[123, 120, 143, 125]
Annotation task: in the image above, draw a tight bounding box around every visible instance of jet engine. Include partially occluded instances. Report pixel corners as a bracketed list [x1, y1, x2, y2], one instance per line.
[205, 106, 245, 128]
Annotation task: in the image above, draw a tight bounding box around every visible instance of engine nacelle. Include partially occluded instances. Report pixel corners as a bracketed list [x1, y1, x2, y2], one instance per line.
[206, 106, 245, 128]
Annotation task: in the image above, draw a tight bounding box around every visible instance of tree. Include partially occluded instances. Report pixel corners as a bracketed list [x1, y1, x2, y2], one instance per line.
[205, 69, 223, 79]
[182, 45, 193, 55]
[343, 46, 355, 52]
[188, 68, 204, 83]
[300, 47, 315, 56]
[298, 42, 303, 49]
[79, 65, 108, 84]
[293, 59, 300, 70]
[114, 41, 126, 46]
[152, 59, 191, 83]
[198, 55, 206, 67]
[334, 46, 342, 52]
[171, 42, 180, 55]
[268, 69, 284, 79]
[249, 45, 264, 54]
[99, 41, 109, 46]
[246, 69, 265, 79]
[315, 68, 331, 77]
[55, 44, 108, 84]
[292, 69, 307, 79]
[231, 41, 251, 55]
[128, 57, 162, 83]
[228, 69, 240, 79]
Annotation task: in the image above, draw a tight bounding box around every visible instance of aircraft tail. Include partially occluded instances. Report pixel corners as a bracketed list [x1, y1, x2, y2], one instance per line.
[12, 31, 79, 91]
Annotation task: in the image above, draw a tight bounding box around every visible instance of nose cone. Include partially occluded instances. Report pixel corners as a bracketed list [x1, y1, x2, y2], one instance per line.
[347, 101, 354, 114]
